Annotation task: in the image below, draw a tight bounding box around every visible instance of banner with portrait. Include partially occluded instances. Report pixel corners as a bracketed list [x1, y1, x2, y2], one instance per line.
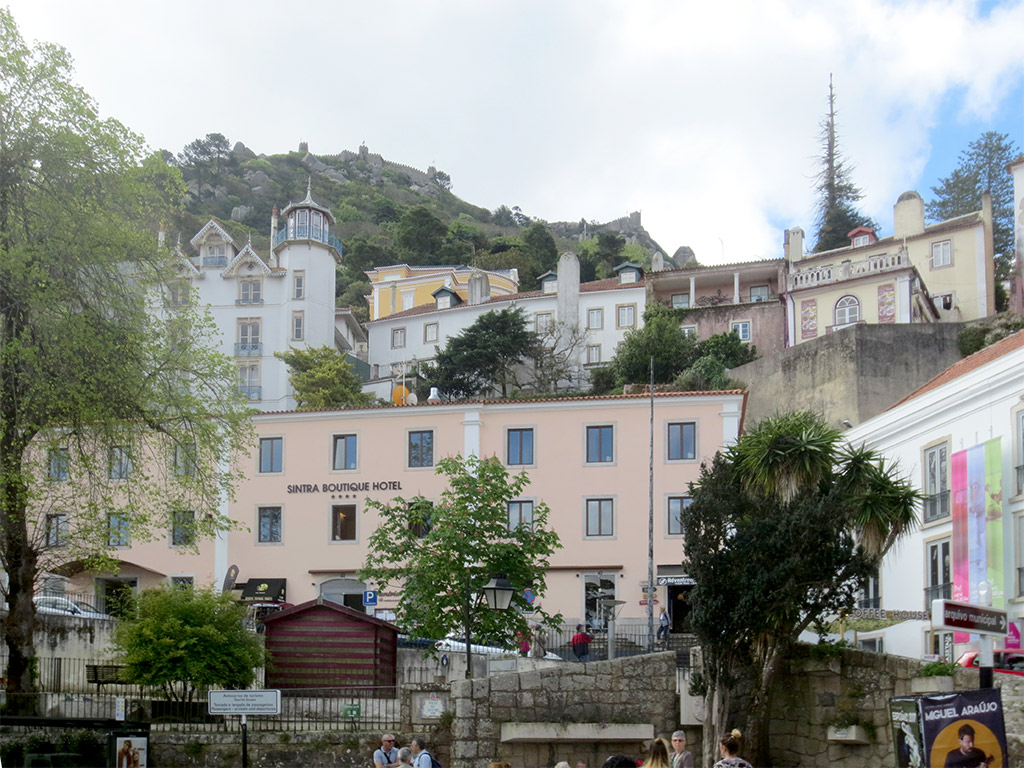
[919, 688, 1007, 768]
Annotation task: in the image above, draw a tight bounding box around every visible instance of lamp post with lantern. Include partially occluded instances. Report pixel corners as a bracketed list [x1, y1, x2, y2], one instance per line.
[462, 574, 515, 679]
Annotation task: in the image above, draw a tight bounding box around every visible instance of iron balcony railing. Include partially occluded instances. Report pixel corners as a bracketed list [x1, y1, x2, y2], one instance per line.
[924, 581, 952, 610]
[923, 491, 950, 523]
[202, 256, 228, 267]
[273, 226, 344, 256]
[234, 342, 262, 357]
[857, 596, 880, 609]
[238, 385, 262, 401]
[235, 298, 264, 306]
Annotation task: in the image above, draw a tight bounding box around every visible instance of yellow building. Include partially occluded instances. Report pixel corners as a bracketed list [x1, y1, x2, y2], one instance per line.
[784, 191, 994, 346]
[365, 264, 520, 321]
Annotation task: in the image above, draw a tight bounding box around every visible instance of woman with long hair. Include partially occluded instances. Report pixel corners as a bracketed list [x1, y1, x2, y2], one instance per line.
[713, 729, 753, 768]
[640, 738, 672, 768]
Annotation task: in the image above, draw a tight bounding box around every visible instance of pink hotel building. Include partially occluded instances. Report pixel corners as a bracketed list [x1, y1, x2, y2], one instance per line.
[70, 391, 745, 630]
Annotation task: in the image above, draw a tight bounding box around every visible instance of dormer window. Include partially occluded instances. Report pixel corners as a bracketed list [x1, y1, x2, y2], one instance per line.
[848, 227, 876, 248]
[437, 295, 452, 309]
[852, 235, 870, 247]
[204, 243, 227, 267]
[613, 263, 644, 285]
[619, 270, 637, 284]
[538, 271, 557, 294]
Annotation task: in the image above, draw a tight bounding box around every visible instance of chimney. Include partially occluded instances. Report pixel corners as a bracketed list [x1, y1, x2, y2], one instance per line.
[269, 206, 279, 267]
[784, 227, 804, 263]
[427, 387, 441, 405]
[893, 191, 924, 238]
[556, 252, 580, 328]
[467, 270, 491, 305]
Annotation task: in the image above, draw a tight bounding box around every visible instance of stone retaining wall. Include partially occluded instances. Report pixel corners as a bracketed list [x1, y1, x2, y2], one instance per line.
[449, 651, 678, 768]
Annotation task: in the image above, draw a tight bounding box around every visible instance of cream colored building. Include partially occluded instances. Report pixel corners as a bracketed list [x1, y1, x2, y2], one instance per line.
[365, 263, 520, 321]
[783, 190, 994, 346]
[57, 391, 745, 630]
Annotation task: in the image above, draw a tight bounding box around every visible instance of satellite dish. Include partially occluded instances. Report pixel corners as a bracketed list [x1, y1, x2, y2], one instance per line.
[392, 384, 410, 405]
[406, 392, 418, 405]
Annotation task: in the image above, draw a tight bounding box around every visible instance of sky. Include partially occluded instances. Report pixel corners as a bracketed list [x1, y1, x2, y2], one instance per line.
[6, 0, 1024, 265]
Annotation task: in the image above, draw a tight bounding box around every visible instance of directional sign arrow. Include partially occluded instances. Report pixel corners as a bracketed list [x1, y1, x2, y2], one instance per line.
[931, 599, 1008, 636]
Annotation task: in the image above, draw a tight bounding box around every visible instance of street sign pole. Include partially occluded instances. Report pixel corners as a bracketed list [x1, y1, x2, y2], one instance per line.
[241, 713, 248, 768]
[931, 597, 1008, 689]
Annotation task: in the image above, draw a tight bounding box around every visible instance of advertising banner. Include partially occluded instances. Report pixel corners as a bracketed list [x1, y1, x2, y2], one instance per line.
[890, 696, 925, 768]
[919, 688, 1008, 768]
[951, 438, 1003, 643]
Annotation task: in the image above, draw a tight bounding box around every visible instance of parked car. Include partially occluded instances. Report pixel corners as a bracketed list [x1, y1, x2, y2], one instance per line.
[434, 638, 563, 661]
[34, 595, 109, 619]
[956, 650, 1024, 676]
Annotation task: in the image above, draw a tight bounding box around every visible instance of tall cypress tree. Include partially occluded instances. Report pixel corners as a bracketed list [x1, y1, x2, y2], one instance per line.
[813, 75, 876, 252]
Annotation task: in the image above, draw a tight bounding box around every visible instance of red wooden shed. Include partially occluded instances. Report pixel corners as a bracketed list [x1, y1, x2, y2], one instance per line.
[261, 596, 399, 692]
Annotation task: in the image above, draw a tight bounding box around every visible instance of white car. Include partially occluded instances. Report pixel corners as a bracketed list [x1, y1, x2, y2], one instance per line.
[34, 595, 109, 619]
[434, 638, 562, 661]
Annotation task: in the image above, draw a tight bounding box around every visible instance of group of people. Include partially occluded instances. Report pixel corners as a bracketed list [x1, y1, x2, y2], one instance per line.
[373, 734, 436, 768]
[374, 728, 750, 768]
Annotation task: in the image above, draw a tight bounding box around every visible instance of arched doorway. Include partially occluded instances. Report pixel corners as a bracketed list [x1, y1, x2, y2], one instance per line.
[319, 577, 368, 613]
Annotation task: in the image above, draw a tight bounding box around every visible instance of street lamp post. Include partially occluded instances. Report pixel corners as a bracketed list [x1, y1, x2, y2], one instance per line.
[463, 574, 514, 680]
[600, 598, 626, 660]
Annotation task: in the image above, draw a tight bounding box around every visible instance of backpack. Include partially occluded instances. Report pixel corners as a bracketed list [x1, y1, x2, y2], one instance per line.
[430, 755, 443, 768]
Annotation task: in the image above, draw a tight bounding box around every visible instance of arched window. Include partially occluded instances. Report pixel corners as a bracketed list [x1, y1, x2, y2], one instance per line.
[835, 295, 860, 325]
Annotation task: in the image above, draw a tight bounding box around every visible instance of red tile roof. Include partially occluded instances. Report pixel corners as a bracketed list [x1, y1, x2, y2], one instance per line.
[887, 328, 1024, 410]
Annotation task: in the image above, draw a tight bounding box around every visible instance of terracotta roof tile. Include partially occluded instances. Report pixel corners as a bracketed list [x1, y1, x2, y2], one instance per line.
[887, 328, 1024, 409]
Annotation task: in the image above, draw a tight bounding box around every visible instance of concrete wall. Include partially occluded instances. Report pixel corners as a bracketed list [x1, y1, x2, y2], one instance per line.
[449, 651, 678, 768]
[731, 323, 964, 429]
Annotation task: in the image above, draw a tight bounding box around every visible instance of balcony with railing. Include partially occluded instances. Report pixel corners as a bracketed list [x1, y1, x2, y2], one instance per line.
[787, 249, 908, 291]
[238, 385, 262, 401]
[273, 225, 344, 257]
[234, 343, 263, 357]
[202, 255, 228, 267]
[923, 491, 950, 523]
[924, 581, 952, 610]
[857, 596, 880, 609]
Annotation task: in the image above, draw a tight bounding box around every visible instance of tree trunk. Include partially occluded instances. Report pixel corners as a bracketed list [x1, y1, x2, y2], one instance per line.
[746, 642, 787, 767]
[1, 430, 39, 713]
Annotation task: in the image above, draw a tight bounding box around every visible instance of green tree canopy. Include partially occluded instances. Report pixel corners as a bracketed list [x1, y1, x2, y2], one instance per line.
[683, 411, 919, 765]
[113, 587, 265, 702]
[611, 304, 697, 384]
[394, 206, 447, 263]
[813, 76, 876, 252]
[360, 454, 562, 671]
[0, 9, 252, 706]
[419, 307, 539, 399]
[927, 131, 1019, 294]
[275, 346, 373, 409]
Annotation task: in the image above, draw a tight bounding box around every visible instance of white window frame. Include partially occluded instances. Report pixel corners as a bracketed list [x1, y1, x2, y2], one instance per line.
[671, 293, 690, 309]
[392, 327, 407, 349]
[931, 240, 952, 268]
[402, 292, 414, 311]
[749, 285, 770, 302]
[535, 312, 554, 333]
[681, 326, 697, 337]
[239, 279, 262, 304]
[293, 271, 305, 300]
[586, 345, 601, 364]
[587, 308, 604, 330]
[730, 321, 751, 342]
[424, 322, 439, 344]
[616, 304, 636, 329]
[834, 296, 860, 326]
[291, 311, 304, 341]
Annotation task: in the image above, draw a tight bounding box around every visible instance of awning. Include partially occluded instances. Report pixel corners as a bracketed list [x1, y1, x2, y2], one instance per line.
[240, 578, 286, 602]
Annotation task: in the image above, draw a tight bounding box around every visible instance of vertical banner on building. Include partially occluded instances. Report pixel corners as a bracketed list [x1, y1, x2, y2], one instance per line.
[878, 283, 897, 323]
[951, 438, 1003, 643]
[920, 688, 1007, 768]
[890, 697, 925, 768]
[800, 299, 817, 339]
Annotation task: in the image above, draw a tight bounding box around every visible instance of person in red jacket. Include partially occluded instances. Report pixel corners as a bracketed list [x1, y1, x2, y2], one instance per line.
[570, 624, 594, 661]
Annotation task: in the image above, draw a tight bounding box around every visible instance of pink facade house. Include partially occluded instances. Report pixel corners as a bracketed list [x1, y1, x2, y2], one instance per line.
[64, 391, 745, 631]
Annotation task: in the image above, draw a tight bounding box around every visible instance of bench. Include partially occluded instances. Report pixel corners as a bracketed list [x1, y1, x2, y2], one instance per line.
[85, 663, 126, 689]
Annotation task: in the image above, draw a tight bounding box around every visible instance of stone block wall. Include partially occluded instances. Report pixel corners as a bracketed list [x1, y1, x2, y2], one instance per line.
[450, 651, 678, 768]
[766, 645, 1018, 768]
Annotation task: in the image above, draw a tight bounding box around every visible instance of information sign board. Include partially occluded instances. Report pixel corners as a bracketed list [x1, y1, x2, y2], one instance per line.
[208, 690, 281, 715]
[931, 599, 1008, 636]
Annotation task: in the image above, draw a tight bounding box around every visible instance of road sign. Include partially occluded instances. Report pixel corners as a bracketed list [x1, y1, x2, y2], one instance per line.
[639, 599, 659, 606]
[931, 599, 1008, 636]
[343, 704, 361, 718]
[209, 690, 281, 715]
[363, 590, 378, 607]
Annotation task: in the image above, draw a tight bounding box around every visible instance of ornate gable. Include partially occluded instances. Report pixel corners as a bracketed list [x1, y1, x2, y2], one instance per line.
[223, 242, 273, 277]
[189, 219, 236, 250]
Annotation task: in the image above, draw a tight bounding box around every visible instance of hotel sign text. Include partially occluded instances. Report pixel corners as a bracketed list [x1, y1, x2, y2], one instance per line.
[287, 480, 403, 494]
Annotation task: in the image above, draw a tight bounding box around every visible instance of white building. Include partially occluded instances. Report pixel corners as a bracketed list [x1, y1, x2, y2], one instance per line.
[170, 186, 345, 411]
[844, 330, 1024, 660]
[364, 253, 648, 399]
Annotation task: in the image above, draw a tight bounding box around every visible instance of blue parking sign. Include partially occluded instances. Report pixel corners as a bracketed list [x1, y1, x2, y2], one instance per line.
[363, 590, 378, 607]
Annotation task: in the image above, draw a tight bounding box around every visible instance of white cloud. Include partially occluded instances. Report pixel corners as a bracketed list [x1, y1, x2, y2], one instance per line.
[6, 0, 1023, 264]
